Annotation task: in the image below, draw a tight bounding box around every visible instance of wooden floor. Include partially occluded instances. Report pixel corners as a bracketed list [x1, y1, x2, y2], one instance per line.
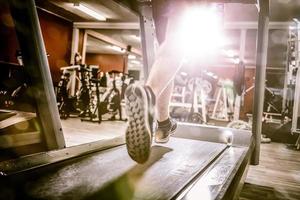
[60, 119, 300, 199]
[61, 118, 127, 147]
[240, 143, 300, 200]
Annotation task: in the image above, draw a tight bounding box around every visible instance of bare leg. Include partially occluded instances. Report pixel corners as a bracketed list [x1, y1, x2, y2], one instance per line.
[124, 2, 186, 162]
[156, 80, 174, 121]
[146, 15, 185, 98]
[146, 10, 186, 123]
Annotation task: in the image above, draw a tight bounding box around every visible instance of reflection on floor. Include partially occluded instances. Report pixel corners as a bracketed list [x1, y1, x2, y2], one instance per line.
[240, 143, 300, 200]
[61, 118, 127, 147]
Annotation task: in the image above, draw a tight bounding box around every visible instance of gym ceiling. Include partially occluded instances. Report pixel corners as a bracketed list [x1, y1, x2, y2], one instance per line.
[35, 0, 300, 72]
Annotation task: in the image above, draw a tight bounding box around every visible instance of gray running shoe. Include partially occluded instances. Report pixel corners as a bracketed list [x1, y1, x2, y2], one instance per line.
[125, 84, 155, 164]
[155, 119, 177, 143]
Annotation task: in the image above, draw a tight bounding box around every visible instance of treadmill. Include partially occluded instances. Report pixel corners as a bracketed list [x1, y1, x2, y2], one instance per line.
[0, 124, 253, 200]
[0, 0, 269, 199]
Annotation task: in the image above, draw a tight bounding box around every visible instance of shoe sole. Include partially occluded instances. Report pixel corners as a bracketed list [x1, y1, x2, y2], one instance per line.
[125, 85, 153, 164]
[155, 135, 170, 143]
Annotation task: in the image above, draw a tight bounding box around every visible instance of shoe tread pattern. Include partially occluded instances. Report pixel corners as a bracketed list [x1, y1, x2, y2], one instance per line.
[125, 85, 151, 163]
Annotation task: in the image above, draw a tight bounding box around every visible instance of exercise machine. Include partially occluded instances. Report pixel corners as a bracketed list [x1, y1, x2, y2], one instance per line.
[211, 79, 234, 121]
[0, 0, 270, 199]
[283, 20, 300, 150]
[56, 71, 72, 119]
[80, 70, 126, 123]
[95, 71, 124, 122]
[170, 71, 211, 124]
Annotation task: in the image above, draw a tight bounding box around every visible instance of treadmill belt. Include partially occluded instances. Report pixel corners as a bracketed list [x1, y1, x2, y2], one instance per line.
[13, 138, 227, 200]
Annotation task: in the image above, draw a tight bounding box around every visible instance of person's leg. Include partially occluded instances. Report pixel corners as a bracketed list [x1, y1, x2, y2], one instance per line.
[155, 80, 178, 143]
[156, 80, 174, 122]
[125, 0, 186, 163]
[146, 1, 187, 143]
[146, 0, 186, 96]
[145, 17, 185, 97]
[150, 0, 175, 125]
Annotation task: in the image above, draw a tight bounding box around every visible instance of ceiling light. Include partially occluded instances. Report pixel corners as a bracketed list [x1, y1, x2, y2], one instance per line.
[128, 54, 136, 59]
[130, 60, 141, 65]
[207, 72, 214, 77]
[109, 45, 125, 53]
[180, 71, 188, 76]
[130, 35, 141, 41]
[231, 57, 240, 64]
[289, 26, 295, 30]
[223, 50, 236, 58]
[74, 4, 106, 21]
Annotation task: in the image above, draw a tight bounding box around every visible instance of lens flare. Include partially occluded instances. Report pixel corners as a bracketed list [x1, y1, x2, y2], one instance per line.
[177, 5, 227, 58]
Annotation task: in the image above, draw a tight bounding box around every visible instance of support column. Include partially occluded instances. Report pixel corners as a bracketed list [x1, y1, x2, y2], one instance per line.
[239, 29, 247, 61]
[10, 0, 65, 150]
[81, 30, 88, 64]
[251, 0, 270, 165]
[69, 28, 79, 96]
[138, 1, 156, 79]
[234, 29, 247, 121]
[70, 27, 79, 65]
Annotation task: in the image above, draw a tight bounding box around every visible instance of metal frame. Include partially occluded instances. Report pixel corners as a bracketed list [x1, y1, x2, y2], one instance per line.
[73, 21, 292, 30]
[0, 136, 125, 175]
[290, 21, 300, 149]
[60, 65, 81, 96]
[69, 28, 80, 96]
[70, 28, 79, 65]
[77, 29, 143, 75]
[138, 1, 156, 78]
[4, 0, 269, 169]
[73, 22, 140, 29]
[291, 51, 300, 134]
[85, 30, 142, 56]
[72, 20, 288, 73]
[81, 30, 88, 64]
[9, 0, 65, 150]
[251, 0, 269, 164]
[138, 0, 269, 165]
[211, 84, 230, 121]
[224, 21, 291, 29]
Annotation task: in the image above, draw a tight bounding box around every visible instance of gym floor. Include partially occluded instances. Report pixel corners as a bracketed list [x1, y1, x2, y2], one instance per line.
[62, 119, 300, 200]
[240, 143, 300, 200]
[61, 118, 127, 147]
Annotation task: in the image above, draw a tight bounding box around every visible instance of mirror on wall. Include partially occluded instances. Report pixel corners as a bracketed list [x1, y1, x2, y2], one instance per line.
[59, 28, 144, 147]
[0, 0, 144, 159]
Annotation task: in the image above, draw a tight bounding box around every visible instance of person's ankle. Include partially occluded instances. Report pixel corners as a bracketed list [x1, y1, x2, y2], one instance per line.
[157, 118, 172, 128]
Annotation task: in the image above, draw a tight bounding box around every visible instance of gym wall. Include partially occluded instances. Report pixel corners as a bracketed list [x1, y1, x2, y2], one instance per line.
[85, 53, 125, 73]
[0, 6, 73, 84]
[0, 5, 19, 63]
[38, 9, 73, 83]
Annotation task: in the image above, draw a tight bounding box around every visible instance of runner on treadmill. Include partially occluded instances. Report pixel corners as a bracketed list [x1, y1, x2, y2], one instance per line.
[125, 0, 190, 163]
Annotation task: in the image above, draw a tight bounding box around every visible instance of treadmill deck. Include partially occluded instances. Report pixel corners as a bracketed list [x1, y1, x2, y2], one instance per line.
[1, 137, 250, 200]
